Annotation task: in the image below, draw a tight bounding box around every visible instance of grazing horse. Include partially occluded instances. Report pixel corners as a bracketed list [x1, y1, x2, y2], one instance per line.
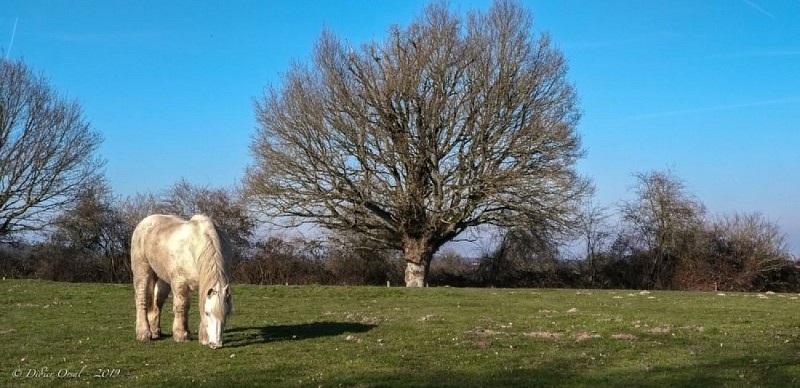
[130, 214, 233, 349]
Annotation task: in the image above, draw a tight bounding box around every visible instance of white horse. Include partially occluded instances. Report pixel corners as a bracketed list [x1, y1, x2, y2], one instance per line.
[131, 214, 233, 349]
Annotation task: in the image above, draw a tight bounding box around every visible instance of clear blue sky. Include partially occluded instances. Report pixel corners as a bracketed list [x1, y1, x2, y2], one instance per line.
[2, 1, 798, 254]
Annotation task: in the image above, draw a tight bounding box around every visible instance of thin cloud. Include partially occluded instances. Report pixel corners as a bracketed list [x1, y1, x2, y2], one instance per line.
[6, 16, 18, 59]
[620, 98, 799, 121]
[742, 0, 776, 19]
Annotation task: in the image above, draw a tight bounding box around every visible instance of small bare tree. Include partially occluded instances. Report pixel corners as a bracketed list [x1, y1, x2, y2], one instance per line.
[577, 201, 611, 287]
[246, 0, 589, 286]
[117, 192, 162, 233]
[0, 58, 103, 240]
[50, 179, 131, 282]
[118, 180, 255, 256]
[160, 178, 255, 252]
[619, 170, 706, 288]
[478, 227, 561, 287]
[708, 212, 791, 291]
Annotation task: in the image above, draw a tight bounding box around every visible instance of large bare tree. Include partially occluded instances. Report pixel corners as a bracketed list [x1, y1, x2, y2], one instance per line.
[0, 58, 103, 240]
[246, 0, 590, 286]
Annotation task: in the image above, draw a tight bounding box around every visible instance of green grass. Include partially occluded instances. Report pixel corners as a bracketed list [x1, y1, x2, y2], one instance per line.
[1, 279, 799, 387]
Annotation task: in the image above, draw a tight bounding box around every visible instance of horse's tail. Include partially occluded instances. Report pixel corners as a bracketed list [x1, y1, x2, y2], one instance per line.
[130, 217, 150, 270]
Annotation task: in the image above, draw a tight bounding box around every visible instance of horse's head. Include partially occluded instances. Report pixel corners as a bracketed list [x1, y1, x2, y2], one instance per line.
[202, 282, 232, 349]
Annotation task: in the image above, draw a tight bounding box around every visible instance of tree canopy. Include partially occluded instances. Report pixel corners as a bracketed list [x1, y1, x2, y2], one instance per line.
[246, 0, 590, 286]
[0, 58, 104, 241]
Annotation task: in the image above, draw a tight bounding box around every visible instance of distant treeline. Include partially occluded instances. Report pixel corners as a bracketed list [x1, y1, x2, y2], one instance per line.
[1, 231, 798, 292]
[0, 173, 797, 292]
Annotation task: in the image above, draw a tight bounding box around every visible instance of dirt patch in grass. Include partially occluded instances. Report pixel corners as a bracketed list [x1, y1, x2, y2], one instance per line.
[524, 331, 563, 340]
[343, 312, 383, 325]
[470, 328, 507, 337]
[575, 332, 602, 342]
[649, 326, 671, 334]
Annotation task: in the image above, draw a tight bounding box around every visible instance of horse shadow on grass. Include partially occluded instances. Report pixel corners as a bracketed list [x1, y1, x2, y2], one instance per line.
[225, 321, 376, 348]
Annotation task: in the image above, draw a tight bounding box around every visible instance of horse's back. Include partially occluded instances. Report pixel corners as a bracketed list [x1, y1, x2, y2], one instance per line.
[131, 214, 230, 285]
[131, 215, 193, 281]
[131, 214, 185, 258]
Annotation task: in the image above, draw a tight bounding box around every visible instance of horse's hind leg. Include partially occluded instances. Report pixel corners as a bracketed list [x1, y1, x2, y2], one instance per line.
[147, 279, 171, 339]
[171, 281, 191, 342]
[133, 271, 156, 341]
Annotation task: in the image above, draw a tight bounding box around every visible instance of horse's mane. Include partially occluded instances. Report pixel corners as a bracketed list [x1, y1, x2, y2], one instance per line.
[191, 215, 232, 291]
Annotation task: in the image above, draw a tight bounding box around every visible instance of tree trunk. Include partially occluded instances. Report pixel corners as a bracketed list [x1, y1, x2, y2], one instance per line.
[405, 262, 427, 287]
[403, 238, 433, 287]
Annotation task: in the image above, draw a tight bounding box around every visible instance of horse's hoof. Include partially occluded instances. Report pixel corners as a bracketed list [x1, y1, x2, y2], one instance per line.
[150, 331, 161, 340]
[173, 332, 190, 342]
[136, 333, 152, 342]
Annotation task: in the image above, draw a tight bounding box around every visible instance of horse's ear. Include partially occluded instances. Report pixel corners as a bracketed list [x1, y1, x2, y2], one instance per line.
[223, 284, 230, 295]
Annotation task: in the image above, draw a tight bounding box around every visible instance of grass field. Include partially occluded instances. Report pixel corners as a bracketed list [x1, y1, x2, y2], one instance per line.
[1, 279, 799, 387]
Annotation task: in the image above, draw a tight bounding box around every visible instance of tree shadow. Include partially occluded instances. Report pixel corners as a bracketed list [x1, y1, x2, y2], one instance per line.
[225, 321, 376, 348]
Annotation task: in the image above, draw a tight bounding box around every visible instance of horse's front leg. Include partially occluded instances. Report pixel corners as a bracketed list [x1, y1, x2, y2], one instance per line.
[148, 279, 171, 339]
[171, 281, 191, 342]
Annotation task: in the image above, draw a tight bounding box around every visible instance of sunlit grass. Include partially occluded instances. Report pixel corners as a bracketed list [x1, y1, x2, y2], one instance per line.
[1, 279, 799, 387]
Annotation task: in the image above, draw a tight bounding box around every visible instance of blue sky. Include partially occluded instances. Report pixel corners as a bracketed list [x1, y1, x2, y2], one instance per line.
[2, 1, 798, 254]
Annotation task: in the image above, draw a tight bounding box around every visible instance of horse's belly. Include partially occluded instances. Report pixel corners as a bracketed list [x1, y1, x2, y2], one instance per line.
[149, 258, 199, 290]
